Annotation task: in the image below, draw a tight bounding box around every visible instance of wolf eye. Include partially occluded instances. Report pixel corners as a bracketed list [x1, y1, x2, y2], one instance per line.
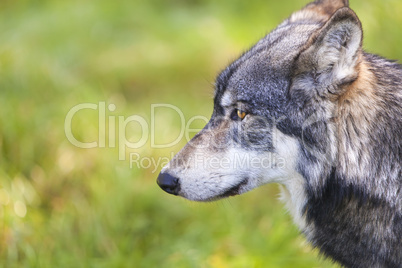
[237, 109, 246, 119]
[231, 109, 247, 121]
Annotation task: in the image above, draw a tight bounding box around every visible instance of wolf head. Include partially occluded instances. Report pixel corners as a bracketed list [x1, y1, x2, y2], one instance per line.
[157, 1, 402, 266]
[157, 0, 363, 202]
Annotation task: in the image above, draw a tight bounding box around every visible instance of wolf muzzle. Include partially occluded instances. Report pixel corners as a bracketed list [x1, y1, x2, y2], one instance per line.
[157, 172, 180, 195]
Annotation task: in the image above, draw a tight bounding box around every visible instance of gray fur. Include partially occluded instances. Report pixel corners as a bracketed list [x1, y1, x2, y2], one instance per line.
[157, 0, 402, 267]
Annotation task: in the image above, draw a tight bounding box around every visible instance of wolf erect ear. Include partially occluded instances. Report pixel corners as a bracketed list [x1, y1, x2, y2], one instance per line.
[293, 7, 363, 95]
[289, 0, 349, 23]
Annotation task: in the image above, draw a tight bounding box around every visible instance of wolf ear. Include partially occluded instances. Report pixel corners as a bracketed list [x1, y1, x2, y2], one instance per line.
[294, 7, 362, 94]
[289, 0, 349, 23]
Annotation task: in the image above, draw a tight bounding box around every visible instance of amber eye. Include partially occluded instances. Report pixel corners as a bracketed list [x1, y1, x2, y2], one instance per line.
[230, 108, 248, 121]
[236, 109, 247, 120]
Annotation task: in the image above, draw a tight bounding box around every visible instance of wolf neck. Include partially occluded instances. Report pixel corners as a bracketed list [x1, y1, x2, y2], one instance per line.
[299, 55, 402, 266]
[336, 57, 378, 180]
[334, 55, 401, 205]
[300, 55, 398, 209]
[276, 60, 380, 235]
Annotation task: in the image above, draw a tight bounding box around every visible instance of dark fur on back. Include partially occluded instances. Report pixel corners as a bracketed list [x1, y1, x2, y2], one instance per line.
[307, 168, 401, 267]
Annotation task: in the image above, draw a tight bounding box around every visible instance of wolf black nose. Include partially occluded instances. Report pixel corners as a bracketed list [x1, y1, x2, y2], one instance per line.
[157, 172, 180, 195]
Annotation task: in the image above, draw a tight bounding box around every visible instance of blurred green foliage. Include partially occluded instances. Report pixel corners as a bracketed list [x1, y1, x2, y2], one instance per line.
[0, 0, 400, 267]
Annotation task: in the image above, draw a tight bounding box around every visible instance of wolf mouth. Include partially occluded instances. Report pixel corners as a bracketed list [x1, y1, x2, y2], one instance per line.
[217, 178, 248, 199]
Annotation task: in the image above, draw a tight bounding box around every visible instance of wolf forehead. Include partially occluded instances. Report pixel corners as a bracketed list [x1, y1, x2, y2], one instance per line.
[214, 23, 320, 109]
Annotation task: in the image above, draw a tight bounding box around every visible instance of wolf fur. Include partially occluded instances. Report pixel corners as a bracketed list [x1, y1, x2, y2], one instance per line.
[157, 0, 402, 267]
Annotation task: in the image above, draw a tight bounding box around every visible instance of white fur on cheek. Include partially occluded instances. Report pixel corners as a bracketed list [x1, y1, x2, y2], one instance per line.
[273, 129, 309, 232]
[164, 127, 309, 233]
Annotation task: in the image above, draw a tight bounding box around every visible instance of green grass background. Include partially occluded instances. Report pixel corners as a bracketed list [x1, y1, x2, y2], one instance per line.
[0, 0, 401, 267]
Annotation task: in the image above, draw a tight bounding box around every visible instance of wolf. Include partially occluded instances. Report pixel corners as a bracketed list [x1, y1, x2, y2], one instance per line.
[157, 0, 402, 267]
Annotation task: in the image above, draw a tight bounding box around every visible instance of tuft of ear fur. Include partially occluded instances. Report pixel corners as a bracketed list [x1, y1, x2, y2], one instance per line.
[293, 7, 363, 96]
[289, 0, 349, 23]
